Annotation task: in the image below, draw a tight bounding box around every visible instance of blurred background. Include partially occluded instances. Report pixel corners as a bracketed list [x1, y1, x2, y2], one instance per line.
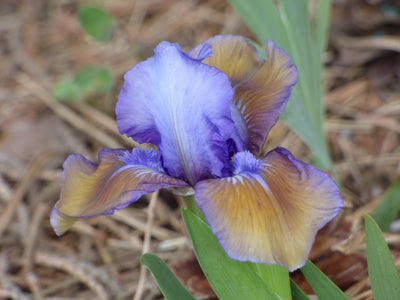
[0, 0, 399, 299]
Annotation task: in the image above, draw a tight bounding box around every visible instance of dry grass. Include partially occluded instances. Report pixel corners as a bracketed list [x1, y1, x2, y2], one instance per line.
[0, 0, 399, 299]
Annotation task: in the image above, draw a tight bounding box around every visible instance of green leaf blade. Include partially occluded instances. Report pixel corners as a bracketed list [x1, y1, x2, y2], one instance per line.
[365, 214, 400, 300]
[229, 0, 333, 171]
[75, 66, 113, 94]
[52, 80, 82, 102]
[251, 263, 291, 300]
[228, 0, 289, 48]
[182, 208, 280, 300]
[53, 66, 113, 102]
[78, 7, 114, 42]
[290, 279, 311, 300]
[315, 0, 333, 62]
[301, 260, 349, 300]
[141, 253, 195, 300]
[373, 179, 400, 231]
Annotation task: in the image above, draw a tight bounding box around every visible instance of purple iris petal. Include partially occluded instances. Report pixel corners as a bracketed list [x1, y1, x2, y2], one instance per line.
[51, 148, 188, 235]
[195, 43, 213, 61]
[50, 35, 343, 272]
[191, 36, 298, 156]
[194, 148, 343, 270]
[117, 42, 239, 185]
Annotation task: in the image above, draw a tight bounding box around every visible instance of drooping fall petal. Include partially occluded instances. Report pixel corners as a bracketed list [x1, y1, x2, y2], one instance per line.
[194, 148, 343, 271]
[116, 41, 238, 185]
[51, 148, 188, 235]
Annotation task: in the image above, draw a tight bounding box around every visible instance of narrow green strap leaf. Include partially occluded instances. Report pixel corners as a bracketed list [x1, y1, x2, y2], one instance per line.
[141, 253, 195, 300]
[315, 0, 333, 61]
[182, 195, 205, 221]
[301, 260, 349, 300]
[365, 214, 400, 299]
[278, 0, 319, 123]
[182, 208, 279, 300]
[228, 0, 289, 49]
[277, 0, 332, 170]
[229, 0, 334, 171]
[251, 263, 291, 300]
[290, 279, 311, 300]
[314, 0, 333, 127]
[373, 179, 400, 231]
[281, 89, 331, 171]
[78, 7, 114, 42]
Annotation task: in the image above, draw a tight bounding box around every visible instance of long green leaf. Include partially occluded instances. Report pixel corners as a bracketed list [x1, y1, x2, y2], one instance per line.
[228, 0, 333, 170]
[251, 263, 291, 300]
[278, 0, 319, 124]
[365, 214, 400, 299]
[182, 208, 279, 300]
[290, 279, 311, 300]
[281, 89, 332, 171]
[315, 0, 333, 62]
[228, 0, 289, 49]
[141, 253, 195, 300]
[301, 260, 349, 300]
[373, 179, 400, 231]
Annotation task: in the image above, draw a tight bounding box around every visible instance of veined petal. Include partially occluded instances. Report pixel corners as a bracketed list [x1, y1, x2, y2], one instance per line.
[189, 35, 259, 86]
[192, 36, 297, 156]
[51, 148, 188, 235]
[190, 35, 261, 153]
[194, 148, 343, 271]
[234, 41, 297, 155]
[117, 42, 236, 185]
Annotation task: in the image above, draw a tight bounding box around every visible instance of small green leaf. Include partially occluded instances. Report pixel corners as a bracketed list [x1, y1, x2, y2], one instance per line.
[182, 208, 279, 300]
[74, 66, 113, 94]
[53, 66, 113, 102]
[290, 279, 311, 300]
[141, 253, 195, 300]
[373, 179, 400, 231]
[365, 214, 400, 299]
[52, 80, 82, 101]
[301, 260, 349, 300]
[78, 6, 114, 42]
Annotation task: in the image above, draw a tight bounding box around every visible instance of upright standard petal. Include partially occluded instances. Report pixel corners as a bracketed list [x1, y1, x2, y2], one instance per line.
[117, 42, 236, 185]
[189, 35, 260, 86]
[189, 35, 263, 153]
[51, 148, 187, 235]
[194, 148, 343, 271]
[192, 36, 298, 156]
[234, 41, 297, 156]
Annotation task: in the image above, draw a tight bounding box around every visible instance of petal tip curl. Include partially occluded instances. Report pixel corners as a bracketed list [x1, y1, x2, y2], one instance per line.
[51, 148, 188, 235]
[50, 205, 77, 236]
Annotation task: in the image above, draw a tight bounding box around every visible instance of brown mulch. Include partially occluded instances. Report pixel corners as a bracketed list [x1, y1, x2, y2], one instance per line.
[0, 0, 399, 299]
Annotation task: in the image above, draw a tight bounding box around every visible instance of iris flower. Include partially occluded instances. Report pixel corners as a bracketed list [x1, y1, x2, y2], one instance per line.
[51, 35, 343, 271]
